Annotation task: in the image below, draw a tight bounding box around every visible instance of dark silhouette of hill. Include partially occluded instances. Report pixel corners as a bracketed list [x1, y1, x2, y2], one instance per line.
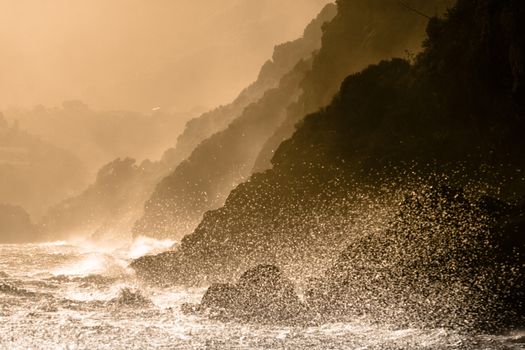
[132, 5, 337, 239]
[0, 113, 87, 221]
[39, 4, 336, 242]
[132, 1, 451, 240]
[131, 0, 525, 305]
[252, 0, 455, 172]
[161, 3, 337, 170]
[0, 204, 40, 243]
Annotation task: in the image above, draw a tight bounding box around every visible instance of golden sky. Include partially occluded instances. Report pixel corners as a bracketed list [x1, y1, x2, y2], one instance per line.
[0, 0, 332, 113]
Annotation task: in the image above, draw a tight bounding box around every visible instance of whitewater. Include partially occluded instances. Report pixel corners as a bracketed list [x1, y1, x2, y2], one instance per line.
[0, 238, 523, 349]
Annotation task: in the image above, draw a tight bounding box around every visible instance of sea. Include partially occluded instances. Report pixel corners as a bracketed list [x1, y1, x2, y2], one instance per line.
[1, 238, 524, 349]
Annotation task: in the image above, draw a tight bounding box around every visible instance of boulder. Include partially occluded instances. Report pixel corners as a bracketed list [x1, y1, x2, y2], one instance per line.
[201, 283, 240, 310]
[193, 265, 306, 323]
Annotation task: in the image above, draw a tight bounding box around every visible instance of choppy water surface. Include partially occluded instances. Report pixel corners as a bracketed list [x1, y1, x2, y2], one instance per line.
[0, 240, 523, 349]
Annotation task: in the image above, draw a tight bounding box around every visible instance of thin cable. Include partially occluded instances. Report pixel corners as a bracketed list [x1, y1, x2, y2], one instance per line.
[394, 0, 432, 19]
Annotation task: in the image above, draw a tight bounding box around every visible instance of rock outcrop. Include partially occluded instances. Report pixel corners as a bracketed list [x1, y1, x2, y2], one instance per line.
[306, 187, 525, 331]
[133, 4, 337, 239]
[41, 4, 337, 242]
[187, 265, 306, 323]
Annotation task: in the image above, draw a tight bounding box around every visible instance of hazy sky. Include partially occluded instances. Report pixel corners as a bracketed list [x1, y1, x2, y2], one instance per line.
[0, 0, 332, 113]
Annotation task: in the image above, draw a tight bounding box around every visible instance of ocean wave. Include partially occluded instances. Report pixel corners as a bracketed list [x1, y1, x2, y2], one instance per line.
[46, 273, 119, 287]
[52, 252, 130, 277]
[39, 241, 69, 247]
[123, 236, 176, 260]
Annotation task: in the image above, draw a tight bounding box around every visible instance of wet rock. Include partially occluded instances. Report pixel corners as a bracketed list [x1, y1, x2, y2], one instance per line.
[201, 283, 240, 310]
[193, 265, 306, 323]
[130, 251, 181, 286]
[109, 288, 153, 308]
[307, 187, 525, 332]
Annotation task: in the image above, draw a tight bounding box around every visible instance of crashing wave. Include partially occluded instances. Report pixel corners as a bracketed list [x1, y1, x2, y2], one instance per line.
[47, 274, 119, 287]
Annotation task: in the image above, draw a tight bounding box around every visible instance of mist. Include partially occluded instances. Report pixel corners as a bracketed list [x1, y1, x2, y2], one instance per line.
[0, 0, 331, 221]
[0, 0, 331, 113]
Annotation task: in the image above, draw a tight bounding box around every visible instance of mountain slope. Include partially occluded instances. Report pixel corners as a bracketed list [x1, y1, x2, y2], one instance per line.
[132, 5, 337, 239]
[161, 3, 336, 170]
[132, 0, 525, 289]
[40, 4, 336, 242]
[0, 113, 87, 220]
[252, 0, 456, 172]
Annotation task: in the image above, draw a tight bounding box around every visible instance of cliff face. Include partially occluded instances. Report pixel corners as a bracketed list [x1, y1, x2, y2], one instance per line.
[133, 1, 456, 240]
[252, 0, 456, 172]
[132, 0, 525, 287]
[160, 4, 337, 172]
[132, 5, 337, 239]
[38, 5, 336, 242]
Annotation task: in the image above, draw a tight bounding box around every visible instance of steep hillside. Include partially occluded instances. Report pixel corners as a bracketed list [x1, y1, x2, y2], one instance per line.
[40, 4, 336, 242]
[161, 3, 336, 169]
[252, 0, 455, 172]
[133, 1, 452, 240]
[133, 5, 337, 239]
[0, 113, 87, 219]
[132, 0, 525, 289]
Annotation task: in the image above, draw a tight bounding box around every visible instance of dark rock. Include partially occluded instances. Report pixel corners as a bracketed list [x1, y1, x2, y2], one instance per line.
[201, 283, 240, 311]
[307, 187, 525, 332]
[132, 4, 337, 240]
[0, 283, 38, 297]
[108, 288, 153, 308]
[130, 251, 180, 286]
[193, 265, 306, 323]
